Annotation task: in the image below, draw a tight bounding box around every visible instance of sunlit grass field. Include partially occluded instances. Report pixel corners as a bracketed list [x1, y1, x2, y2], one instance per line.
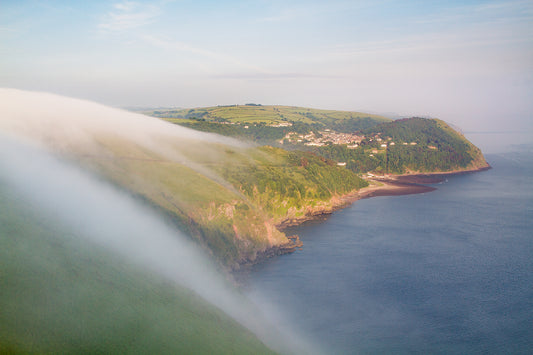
[147, 104, 389, 126]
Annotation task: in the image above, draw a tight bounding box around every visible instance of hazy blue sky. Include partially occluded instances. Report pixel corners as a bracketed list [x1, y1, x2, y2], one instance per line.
[1, 0, 532, 132]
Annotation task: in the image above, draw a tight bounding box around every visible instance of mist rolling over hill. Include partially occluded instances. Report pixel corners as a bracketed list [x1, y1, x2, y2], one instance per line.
[0, 152, 278, 354]
[1, 89, 381, 269]
[0, 85, 504, 353]
[0, 89, 323, 354]
[2, 0, 531, 353]
[0, 88, 490, 269]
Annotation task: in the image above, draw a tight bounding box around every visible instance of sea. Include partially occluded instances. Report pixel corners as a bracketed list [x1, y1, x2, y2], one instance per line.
[244, 133, 533, 354]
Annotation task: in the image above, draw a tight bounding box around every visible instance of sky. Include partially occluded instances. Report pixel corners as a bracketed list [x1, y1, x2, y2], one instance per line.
[1, 0, 532, 133]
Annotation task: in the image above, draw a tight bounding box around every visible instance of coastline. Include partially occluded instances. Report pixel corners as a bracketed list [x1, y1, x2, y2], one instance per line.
[236, 179, 435, 271]
[383, 165, 492, 184]
[327, 164, 490, 214]
[357, 179, 436, 198]
[237, 166, 490, 270]
[275, 179, 436, 231]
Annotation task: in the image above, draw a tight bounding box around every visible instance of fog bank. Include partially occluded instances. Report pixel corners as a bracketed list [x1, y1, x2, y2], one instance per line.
[0, 88, 251, 193]
[0, 92, 315, 353]
[0, 88, 240, 148]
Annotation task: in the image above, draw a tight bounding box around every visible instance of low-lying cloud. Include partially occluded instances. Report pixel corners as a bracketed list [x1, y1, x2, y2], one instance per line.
[0, 133, 312, 354]
[0, 88, 318, 354]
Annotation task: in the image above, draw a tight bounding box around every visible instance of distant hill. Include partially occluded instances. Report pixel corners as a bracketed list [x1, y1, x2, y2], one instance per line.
[145, 105, 390, 143]
[146, 104, 389, 126]
[361, 117, 489, 173]
[148, 106, 489, 175]
[312, 117, 489, 175]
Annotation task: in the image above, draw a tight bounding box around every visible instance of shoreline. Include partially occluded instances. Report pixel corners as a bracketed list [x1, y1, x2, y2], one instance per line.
[357, 179, 436, 198]
[380, 165, 492, 184]
[237, 166, 490, 270]
[275, 179, 436, 231]
[236, 179, 435, 272]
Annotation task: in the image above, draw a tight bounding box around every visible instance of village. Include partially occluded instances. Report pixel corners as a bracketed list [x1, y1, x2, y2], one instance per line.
[279, 129, 365, 147]
[278, 128, 433, 151]
[212, 119, 437, 160]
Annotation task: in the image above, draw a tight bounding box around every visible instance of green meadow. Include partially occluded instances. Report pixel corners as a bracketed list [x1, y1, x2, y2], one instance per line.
[147, 104, 390, 126]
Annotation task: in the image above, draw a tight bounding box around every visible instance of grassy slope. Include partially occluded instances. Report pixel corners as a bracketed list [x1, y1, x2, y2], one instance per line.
[148, 105, 390, 126]
[77, 137, 281, 267]
[75, 135, 366, 269]
[0, 184, 276, 355]
[147, 106, 487, 175]
[216, 146, 368, 223]
[128, 109, 487, 264]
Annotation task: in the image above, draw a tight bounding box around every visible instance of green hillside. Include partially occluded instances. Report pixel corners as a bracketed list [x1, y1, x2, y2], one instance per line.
[80, 136, 367, 268]
[1, 91, 489, 354]
[148, 104, 389, 126]
[0, 184, 276, 355]
[0, 91, 374, 271]
[362, 117, 489, 173]
[305, 118, 489, 175]
[149, 106, 488, 176]
[146, 105, 390, 143]
[2, 91, 487, 273]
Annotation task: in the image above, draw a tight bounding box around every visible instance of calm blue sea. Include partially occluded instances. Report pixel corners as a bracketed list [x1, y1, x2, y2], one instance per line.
[245, 142, 533, 354]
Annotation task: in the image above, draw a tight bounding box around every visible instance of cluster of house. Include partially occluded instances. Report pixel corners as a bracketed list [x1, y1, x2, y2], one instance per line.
[218, 120, 436, 154]
[279, 128, 437, 154]
[277, 129, 442, 168]
[280, 129, 364, 147]
[224, 121, 293, 129]
[269, 122, 293, 128]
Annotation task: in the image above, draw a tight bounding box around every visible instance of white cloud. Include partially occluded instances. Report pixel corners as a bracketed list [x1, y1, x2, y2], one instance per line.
[98, 1, 160, 32]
